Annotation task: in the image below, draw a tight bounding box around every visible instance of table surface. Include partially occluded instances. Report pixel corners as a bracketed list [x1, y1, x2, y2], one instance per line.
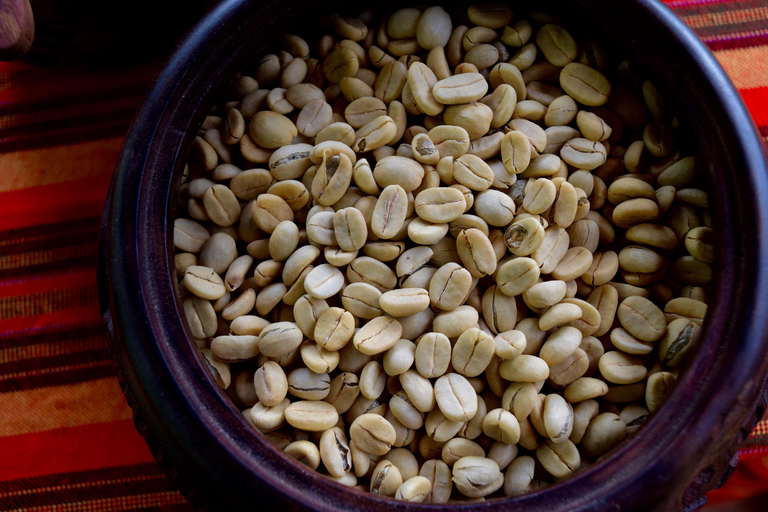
[1, 0, 768, 509]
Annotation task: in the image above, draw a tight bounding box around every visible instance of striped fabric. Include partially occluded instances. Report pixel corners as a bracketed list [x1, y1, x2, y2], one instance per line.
[0, 0, 766, 509]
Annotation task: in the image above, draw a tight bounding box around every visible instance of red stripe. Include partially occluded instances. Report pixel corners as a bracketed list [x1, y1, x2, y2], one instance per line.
[705, 32, 768, 51]
[0, 268, 97, 298]
[0, 306, 100, 338]
[740, 86, 768, 128]
[0, 419, 155, 481]
[0, 174, 112, 232]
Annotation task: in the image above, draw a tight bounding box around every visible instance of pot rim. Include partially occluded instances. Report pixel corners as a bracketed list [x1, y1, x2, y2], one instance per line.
[100, 0, 768, 510]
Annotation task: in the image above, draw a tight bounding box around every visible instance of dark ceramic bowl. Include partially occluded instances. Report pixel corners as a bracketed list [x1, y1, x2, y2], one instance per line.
[98, 0, 768, 510]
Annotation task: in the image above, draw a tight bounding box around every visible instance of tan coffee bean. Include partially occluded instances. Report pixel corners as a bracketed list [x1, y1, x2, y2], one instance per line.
[685, 226, 714, 263]
[499, 355, 550, 382]
[505, 217, 546, 256]
[202, 185, 241, 227]
[539, 302, 583, 331]
[300, 340, 340, 374]
[474, 190, 517, 227]
[417, 5, 452, 49]
[483, 408, 521, 445]
[360, 158, 413, 201]
[434, 373, 478, 422]
[374, 60, 408, 103]
[659, 318, 702, 367]
[348, 256, 398, 292]
[251, 194, 294, 234]
[174, 218, 211, 253]
[287, 367, 330, 400]
[536, 439, 580, 479]
[379, 288, 430, 317]
[501, 131, 533, 175]
[531, 226, 570, 274]
[268, 221, 299, 261]
[560, 138, 607, 170]
[563, 377, 609, 403]
[210, 334, 259, 363]
[670, 255, 712, 286]
[580, 412, 627, 458]
[284, 440, 321, 470]
[429, 125, 471, 158]
[249, 398, 289, 432]
[576, 110, 612, 142]
[284, 400, 339, 431]
[184, 265, 227, 300]
[433, 73, 489, 104]
[625, 223, 678, 250]
[258, 321, 303, 358]
[304, 264, 344, 299]
[543, 393, 574, 442]
[352, 115, 397, 152]
[353, 315, 403, 355]
[249, 110, 298, 149]
[645, 371, 676, 413]
[452, 154, 494, 191]
[350, 413, 396, 455]
[522, 280, 566, 310]
[444, 103, 492, 142]
[456, 228, 497, 278]
[414, 187, 466, 224]
[370, 460, 403, 496]
[419, 459, 453, 503]
[371, 184, 408, 239]
[495, 258, 539, 297]
[407, 62, 443, 116]
[399, 369, 437, 414]
[552, 246, 593, 282]
[414, 332, 452, 379]
[612, 198, 659, 228]
[536, 24, 578, 67]
[503, 455, 536, 497]
[599, 351, 648, 385]
[617, 295, 667, 342]
[319, 427, 352, 478]
[394, 475, 431, 503]
[325, 372, 361, 415]
[332, 207, 367, 252]
[449, 327, 494, 378]
[311, 153, 354, 206]
[314, 307, 355, 351]
[323, 47, 359, 84]
[560, 63, 611, 106]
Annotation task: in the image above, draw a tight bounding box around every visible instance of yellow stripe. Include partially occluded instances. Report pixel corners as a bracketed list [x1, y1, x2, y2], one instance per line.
[5, 491, 188, 512]
[0, 336, 104, 365]
[0, 137, 123, 193]
[0, 377, 133, 437]
[714, 46, 768, 90]
[683, 6, 768, 29]
[0, 474, 163, 500]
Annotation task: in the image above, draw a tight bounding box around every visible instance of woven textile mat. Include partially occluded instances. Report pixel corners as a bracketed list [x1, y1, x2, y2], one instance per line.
[1, 0, 767, 509]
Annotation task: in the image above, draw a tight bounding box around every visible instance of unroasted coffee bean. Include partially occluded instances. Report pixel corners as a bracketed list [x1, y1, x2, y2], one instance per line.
[175, 4, 715, 500]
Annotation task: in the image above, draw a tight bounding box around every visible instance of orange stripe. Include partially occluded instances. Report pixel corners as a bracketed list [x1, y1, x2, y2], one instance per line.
[0, 269, 96, 298]
[715, 46, 768, 89]
[0, 419, 155, 482]
[0, 137, 123, 193]
[0, 377, 133, 437]
[0, 305, 100, 336]
[0, 175, 112, 232]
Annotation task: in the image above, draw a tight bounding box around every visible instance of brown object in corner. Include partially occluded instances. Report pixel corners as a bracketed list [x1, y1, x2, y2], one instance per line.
[0, 0, 34, 60]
